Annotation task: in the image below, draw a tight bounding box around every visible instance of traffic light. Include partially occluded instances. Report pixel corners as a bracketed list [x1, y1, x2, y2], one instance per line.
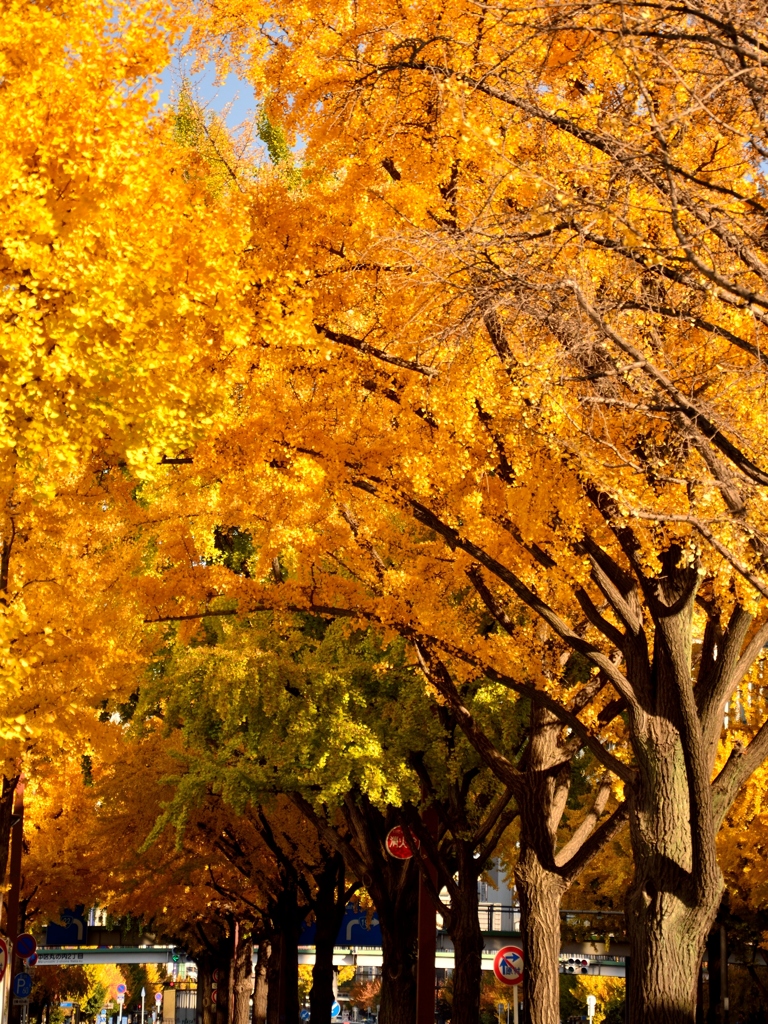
[561, 958, 590, 974]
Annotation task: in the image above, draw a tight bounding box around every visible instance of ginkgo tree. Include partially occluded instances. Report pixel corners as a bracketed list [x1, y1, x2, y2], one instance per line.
[7, 2, 768, 1024]
[125, 2, 768, 1022]
[0, 0, 268, 899]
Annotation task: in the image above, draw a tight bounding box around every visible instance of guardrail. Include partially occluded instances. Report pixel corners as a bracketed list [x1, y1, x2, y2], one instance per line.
[477, 905, 521, 934]
[472, 905, 626, 936]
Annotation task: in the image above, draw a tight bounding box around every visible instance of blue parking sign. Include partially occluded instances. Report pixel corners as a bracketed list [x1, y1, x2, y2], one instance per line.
[13, 973, 32, 999]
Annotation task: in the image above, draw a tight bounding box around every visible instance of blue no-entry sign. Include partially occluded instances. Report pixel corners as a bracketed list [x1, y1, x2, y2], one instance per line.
[13, 973, 32, 999]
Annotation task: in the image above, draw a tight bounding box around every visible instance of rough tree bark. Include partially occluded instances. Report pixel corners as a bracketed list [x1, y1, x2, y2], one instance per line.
[514, 712, 570, 1024]
[446, 846, 485, 1024]
[253, 940, 271, 1024]
[233, 931, 254, 1024]
[625, 723, 721, 1024]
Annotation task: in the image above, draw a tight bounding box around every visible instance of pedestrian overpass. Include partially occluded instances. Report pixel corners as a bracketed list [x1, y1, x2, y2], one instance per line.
[35, 904, 630, 978]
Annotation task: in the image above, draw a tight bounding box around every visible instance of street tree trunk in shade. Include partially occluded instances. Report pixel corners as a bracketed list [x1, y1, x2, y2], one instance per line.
[291, 794, 419, 1024]
[266, 884, 304, 1024]
[197, 955, 214, 1024]
[233, 932, 254, 1024]
[375, 886, 419, 1024]
[253, 940, 270, 1024]
[445, 850, 485, 1024]
[193, 928, 233, 1024]
[214, 939, 232, 1024]
[309, 852, 352, 1024]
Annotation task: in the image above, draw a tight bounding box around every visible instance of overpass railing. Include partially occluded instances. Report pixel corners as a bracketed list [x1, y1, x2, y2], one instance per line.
[471, 905, 626, 937]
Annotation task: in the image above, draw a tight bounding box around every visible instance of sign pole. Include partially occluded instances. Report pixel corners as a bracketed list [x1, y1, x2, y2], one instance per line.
[415, 807, 438, 1024]
[513, 986, 518, 1024]
[141, 988, 146, 1024]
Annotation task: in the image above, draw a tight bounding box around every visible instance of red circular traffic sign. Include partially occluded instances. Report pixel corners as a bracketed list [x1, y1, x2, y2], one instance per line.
[0, 937, 8, 983]
[493, 945, 524, 986]
[212, 968, 222, 983]
[385, 826, 419, 860]
[14, 934, 36, 960]
[211, 989, 218, 1004]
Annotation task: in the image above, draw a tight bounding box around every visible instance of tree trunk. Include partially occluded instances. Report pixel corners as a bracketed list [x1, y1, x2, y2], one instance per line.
[215, 947, 232, 1024]
[626, 721, 723, 1024]
[309, 914, 337, 1023]
[267, 934, 282, 1024]
[198, 955, 215, 1024]
[515, 847, 566, 1024]
[511, 707, 571, 1024]
[293, 796, 419, 1024]
[309, 855, 348, 1024]
[446, 847, 484, 1024]
[0, 775, 18, 925]
[378, 909, 418, 1024]
[233, 934, 254, 1024]
[267, 887, 303, 1024]
[253, 941, 270, 1024]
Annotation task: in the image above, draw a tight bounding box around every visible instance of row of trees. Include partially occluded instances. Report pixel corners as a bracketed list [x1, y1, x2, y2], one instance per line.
[3, 2, 768, 1024]
[18, 617, 625, 1024]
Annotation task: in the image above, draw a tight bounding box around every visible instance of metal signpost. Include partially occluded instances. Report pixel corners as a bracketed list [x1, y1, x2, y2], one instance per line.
[12, 970, 32, 1024]
[141, 986, 146, 1024]
[587, 995, 597, 1022]
[493, 946, 524, 1024]
[117, 983, 126, 1024]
